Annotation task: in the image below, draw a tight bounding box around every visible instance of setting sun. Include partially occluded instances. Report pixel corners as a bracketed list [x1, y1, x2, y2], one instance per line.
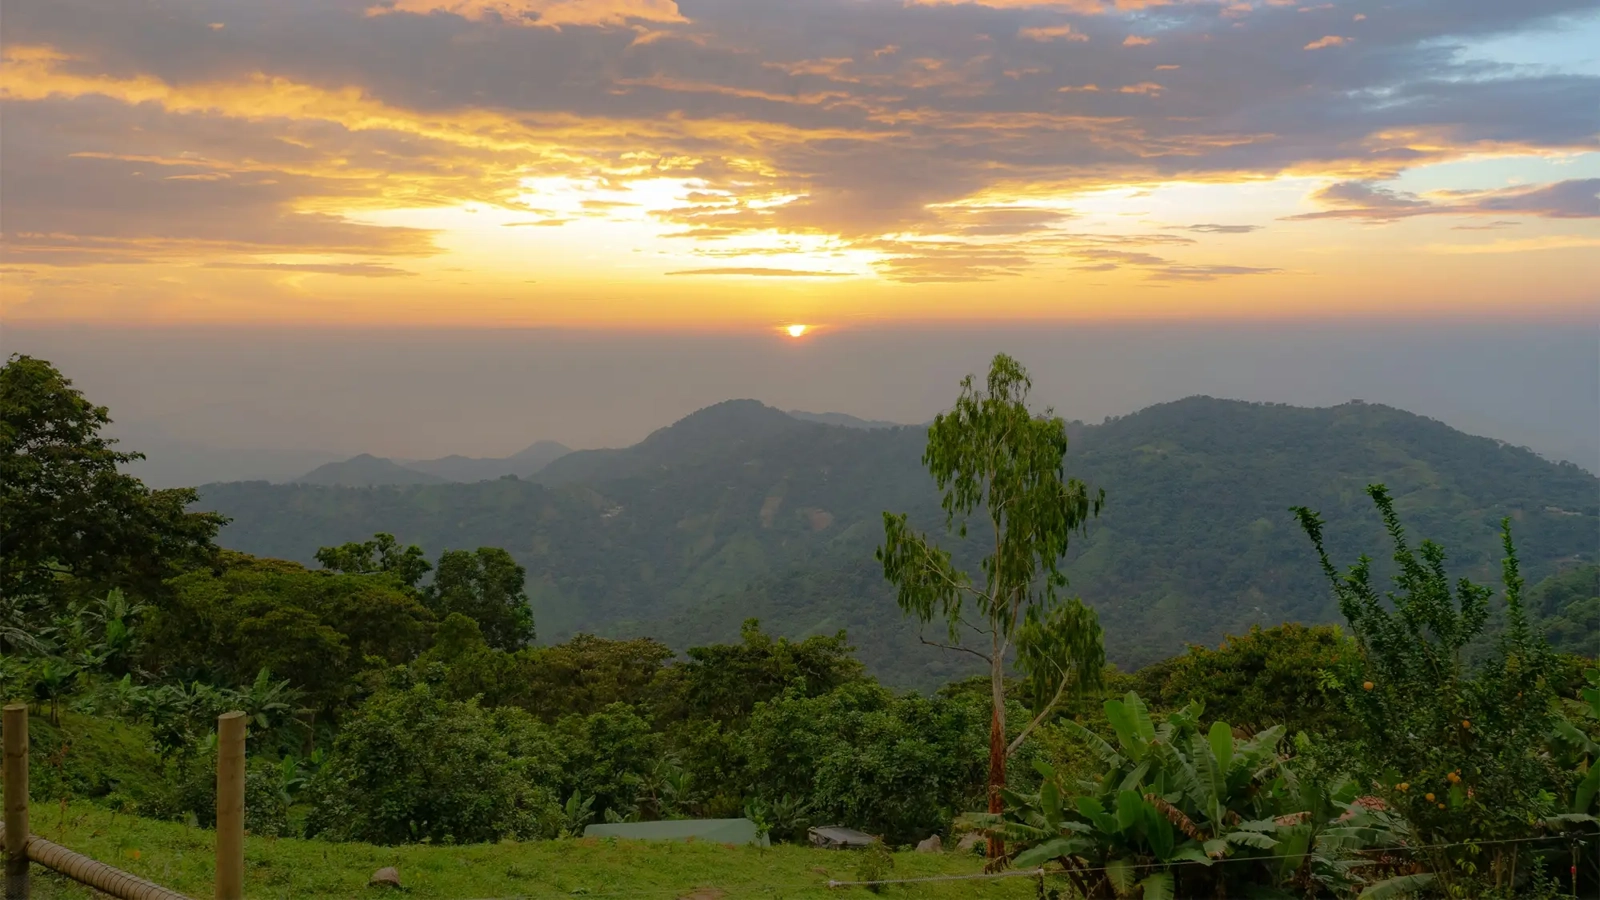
[786, 324, 808, 338]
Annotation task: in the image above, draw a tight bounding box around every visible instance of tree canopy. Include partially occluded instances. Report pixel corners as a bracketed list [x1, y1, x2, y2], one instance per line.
[1, 354, 225, 614]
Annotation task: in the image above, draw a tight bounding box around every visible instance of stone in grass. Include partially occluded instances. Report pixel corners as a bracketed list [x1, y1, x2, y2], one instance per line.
[368, 867, 403, 889]
[955, 832, 985, 854]
[915, 835, 943, 853]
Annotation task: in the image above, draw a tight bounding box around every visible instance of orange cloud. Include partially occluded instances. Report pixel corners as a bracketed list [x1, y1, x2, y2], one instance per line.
[908, 0, 1111, 12]
[1019, 24, 1089, 41]
[1123, 35, 1155, 46]
[1288, 179, 1600, 222]
[367, 0, 685, 28]
[1303, 35, 1349, 50]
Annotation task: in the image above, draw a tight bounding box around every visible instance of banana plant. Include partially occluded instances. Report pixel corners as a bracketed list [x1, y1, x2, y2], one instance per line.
[964, 692, 1313, 899]
[31, 655, 80, 724]
[234, 667, 304, 737]
[1550, 668, 1600, 816]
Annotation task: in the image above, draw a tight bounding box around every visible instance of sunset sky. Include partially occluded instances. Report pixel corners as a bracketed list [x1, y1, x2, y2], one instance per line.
[2, 0, 1597, 328]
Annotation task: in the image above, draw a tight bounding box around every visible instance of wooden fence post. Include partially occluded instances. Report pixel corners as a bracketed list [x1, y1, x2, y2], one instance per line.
[4, 703, 27, 900]
[215, 711, 245, 900]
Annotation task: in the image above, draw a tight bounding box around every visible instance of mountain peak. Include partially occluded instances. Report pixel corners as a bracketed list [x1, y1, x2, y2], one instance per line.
[639, 400, 805, 449]
[510, 439, 573, 462]
[294, 454, 447, 487]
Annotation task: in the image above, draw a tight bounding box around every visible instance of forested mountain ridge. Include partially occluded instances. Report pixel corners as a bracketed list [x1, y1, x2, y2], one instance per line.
[198, 396, 1598, 684]
[296, 453, 450, 486]
[294, 441, 573, 486]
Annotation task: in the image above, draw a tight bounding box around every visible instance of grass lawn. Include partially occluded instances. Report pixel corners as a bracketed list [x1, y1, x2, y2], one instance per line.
[22, 802, 1063, 899]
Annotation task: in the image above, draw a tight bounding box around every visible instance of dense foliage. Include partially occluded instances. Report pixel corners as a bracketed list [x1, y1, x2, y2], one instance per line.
[1135, 623, 1358, 737]
[1528, 564, 1599, 657]
[1294, 487, 1578, 894]
[968, 488, 1597, 898]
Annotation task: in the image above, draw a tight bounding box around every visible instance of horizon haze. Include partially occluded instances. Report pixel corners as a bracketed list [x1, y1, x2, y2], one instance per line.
[4, 320, 1595, 487]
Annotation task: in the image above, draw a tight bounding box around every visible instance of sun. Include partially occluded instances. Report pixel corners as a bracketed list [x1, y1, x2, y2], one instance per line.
[785, 324, 808, 337]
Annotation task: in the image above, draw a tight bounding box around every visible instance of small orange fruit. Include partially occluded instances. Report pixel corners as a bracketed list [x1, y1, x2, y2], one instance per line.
[1425, 793, 1436, 802]
[1447, 772, 1461, 784]
[1363, 681, 1374, 691]
[1462, 720, 1471, 729]
[1397, 783, 1409, 792]
[1438, 803, 1446, 809]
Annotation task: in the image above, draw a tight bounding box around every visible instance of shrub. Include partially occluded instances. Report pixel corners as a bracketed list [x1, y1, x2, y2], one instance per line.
[1295, 484, 1576, 896]
[304, 683, 564, 844]
[740, 681, 990, 843]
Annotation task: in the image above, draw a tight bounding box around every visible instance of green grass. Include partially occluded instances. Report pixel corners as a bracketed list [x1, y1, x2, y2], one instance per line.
[29, 710, 169, 806]
[24, 802, 1057, 899]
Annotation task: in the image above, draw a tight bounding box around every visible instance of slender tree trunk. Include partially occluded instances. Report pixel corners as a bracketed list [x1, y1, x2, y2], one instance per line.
[987, 641, 1006, 859]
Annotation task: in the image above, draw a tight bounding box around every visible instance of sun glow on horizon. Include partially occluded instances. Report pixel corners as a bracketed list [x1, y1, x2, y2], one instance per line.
[786, 324, 809, 337]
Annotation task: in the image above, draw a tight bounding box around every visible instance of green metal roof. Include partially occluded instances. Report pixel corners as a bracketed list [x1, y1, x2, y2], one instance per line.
[583, 818, 769, 846]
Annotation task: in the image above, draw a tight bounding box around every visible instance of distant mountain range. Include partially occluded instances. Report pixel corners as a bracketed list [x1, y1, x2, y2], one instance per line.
[290, 417, 899, 487]
[199, 397, 1598, 687]
[295, 441, 573, 485]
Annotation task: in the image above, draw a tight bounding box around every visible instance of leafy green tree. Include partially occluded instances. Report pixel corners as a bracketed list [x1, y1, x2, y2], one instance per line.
[422, 623, 676, 718]
[878, 353, 1105, 851]
[517, 633, 674, 720]
[1140, 624, 1358, 737]
[151, 551, 434, 713]
[427, 547, 535, 651]
[740, 680, 992, 844]
[418, 613, 524, 708]
[1294, 484, 1571, 896]
[304, 682, 565, 844]
[0, 354, 224, 627]
[672, 618, 865, 722]
[554, 702, 661, 822]
[315, 532, 432, 589]
[1526, 564, 1598, 658]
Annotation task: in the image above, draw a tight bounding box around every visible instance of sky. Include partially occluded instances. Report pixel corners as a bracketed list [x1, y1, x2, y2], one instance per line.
[1, 0, 1598, 326]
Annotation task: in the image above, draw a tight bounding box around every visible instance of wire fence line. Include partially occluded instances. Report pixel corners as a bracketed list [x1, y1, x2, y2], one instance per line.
[440, 831, 1595, 898]
[826, 866, 1047, 888]
[825, 831, 1595, 888]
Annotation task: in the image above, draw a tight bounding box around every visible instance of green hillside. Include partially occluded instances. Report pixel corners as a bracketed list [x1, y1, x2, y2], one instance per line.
[399, 440, 574, 482]
[199, 397, 1598, 683]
